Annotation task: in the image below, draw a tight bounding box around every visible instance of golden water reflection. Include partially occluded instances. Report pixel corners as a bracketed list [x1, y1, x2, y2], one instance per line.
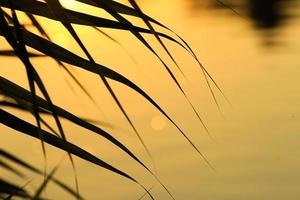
[1, 0, 300, 199]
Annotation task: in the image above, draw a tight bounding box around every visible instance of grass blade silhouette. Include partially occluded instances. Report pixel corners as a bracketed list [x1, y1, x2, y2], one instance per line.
[0, 109, 155, 200]
[0, 149, 84, 200]
[0, 25, 213, 169]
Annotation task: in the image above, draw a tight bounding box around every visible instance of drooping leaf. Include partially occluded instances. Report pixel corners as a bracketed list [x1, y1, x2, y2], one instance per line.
[0, 159, 25, 178]
[0, 149, 84, 200]
[0, 109, 154, 199]
[0, 179, 30, 199]
[0, 49, 46, 57]
[0, 25, 212, 168]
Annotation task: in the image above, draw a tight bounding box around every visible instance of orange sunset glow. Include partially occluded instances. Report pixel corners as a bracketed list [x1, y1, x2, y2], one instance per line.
[1, 0, 300, 200]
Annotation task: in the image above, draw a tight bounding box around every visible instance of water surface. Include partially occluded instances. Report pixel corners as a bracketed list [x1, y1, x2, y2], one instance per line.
[1, 0, 300, 199]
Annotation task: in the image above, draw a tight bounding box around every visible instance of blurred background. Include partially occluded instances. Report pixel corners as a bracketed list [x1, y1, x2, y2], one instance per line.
[1, 0, 300, 199]
[187, 0, 299, 46]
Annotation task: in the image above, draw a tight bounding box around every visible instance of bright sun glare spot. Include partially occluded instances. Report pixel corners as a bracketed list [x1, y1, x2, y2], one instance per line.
[59, 0, 112, 18]
[60, 0, 81, 10]
[151, 116, 166, 131]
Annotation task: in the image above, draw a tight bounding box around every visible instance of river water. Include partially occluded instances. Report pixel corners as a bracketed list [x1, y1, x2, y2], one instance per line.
[1, 0, 300, 199]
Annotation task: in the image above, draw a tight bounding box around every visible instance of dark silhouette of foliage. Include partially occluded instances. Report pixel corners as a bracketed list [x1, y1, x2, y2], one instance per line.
[0, 0, 225, 199]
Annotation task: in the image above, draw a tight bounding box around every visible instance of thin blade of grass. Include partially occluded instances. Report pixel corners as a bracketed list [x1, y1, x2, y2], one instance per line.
[0, 0, 183, 49]
[128, 0, 185, 76]
[0, 26, 212, 168]
[0, 179, 30, 199]
[0, 49, 46, 57]
[1, 7, 81, 197]
[0, 76, 167, 199]
[0, 6, 48, 169]
[44, 0, 154, 167]
[32, 160, 61, 199]
[0, 77, 151, 173]
[0, 159, 25, 178]
[0, 149, 84, 200]
[0, 109, 154, 200]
